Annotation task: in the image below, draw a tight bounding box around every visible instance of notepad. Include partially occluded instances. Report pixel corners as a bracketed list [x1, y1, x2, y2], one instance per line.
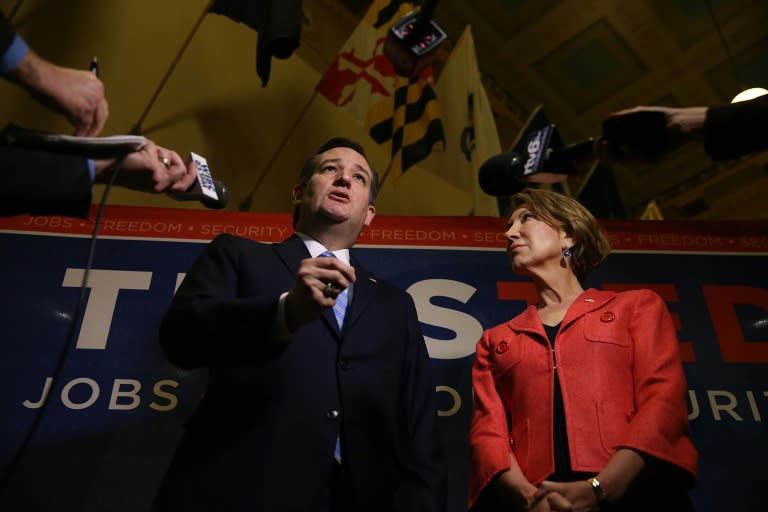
[1, 123, 147, 158]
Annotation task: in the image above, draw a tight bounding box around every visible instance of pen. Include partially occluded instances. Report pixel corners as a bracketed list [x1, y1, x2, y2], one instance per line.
[89, 56, 99, 77]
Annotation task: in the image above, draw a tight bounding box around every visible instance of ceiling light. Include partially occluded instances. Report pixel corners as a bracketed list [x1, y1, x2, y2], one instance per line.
[731, 87, 768, 103]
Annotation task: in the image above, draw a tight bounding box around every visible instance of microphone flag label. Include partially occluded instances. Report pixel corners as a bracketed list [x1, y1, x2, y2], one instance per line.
[522, 125, 554, 177]
[190, 152, 218, 201]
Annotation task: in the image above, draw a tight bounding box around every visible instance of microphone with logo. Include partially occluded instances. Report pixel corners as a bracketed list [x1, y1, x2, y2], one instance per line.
[382, 0, 447, 77]
[479, 107, 596, 196]
[479, 108, 671, 197]
[168, 152, 229, 209]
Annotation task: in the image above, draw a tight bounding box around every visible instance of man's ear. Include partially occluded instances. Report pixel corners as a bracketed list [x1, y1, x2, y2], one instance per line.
[363, 204, 376, 227]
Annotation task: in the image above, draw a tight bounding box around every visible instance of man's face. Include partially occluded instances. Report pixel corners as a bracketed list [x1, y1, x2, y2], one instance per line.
[293, 146, 376, 230]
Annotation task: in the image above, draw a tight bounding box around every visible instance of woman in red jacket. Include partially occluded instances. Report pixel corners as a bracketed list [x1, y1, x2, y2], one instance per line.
[468, 189, 697, 511]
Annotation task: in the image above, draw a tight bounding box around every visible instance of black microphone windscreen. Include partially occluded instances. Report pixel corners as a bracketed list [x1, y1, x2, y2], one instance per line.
[544, 138, 596, 172]
[201, 180, 229, 209]
[478, 152, 526, 196]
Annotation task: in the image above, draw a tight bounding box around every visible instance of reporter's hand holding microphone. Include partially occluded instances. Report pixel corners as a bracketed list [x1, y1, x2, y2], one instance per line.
[597, 95, 768, 165]
[596, 107, 706, 165]
[92, 140, 197, 194]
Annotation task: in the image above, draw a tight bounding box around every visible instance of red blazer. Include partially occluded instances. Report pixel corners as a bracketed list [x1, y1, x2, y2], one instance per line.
[468, 289, 697, 508]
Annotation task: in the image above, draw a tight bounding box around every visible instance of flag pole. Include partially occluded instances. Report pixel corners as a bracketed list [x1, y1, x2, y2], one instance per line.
[378, 158, 396, 189]
[7, 0, 25, 21]
[238, 90, 319, 211]
[131, 0, 214, 134]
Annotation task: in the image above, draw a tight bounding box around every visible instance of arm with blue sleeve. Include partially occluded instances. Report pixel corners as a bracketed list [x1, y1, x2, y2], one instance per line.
[0, 10, 94, 217]
[1, 11, 199, 217]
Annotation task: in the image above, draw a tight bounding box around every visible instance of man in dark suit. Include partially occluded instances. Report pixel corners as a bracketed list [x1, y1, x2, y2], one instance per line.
[154, 138, 446, 512]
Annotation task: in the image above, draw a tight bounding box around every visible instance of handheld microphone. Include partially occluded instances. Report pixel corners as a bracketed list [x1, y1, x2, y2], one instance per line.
[478, 125, 596, 196]
[168, 152, 229, 209]
[479, 109, 671, 197]
[479, 139, 596, 196]
[479, 105, 604, 196]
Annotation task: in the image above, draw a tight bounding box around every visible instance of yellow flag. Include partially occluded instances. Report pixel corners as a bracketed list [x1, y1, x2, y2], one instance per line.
[421, 26, 502, 215]
[640, 200, 664, 220]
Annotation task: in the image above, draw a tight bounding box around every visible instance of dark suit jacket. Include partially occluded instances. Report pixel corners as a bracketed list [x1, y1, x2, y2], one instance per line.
[2, 12, 92, 217]
[0, 145, 91, 217]
[705, 94, 768, 160]
[1, 10, 16, 52]
[155, 233, 446, 512]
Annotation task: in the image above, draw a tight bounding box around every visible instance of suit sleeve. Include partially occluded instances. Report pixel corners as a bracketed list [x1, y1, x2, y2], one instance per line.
[159, 233, 285, 369]
[704, 94, 768, 160]
[1, 10, 16, 55]
[467, 330, 514, 509]
[615, 289, 697, 478]
[0, 145, 92, 217]
[392, 292, 447, 512]
[1, 12, 94, 218]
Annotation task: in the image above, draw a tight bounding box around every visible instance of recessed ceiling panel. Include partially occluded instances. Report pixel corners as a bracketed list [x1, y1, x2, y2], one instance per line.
[533, 19, 648, 113]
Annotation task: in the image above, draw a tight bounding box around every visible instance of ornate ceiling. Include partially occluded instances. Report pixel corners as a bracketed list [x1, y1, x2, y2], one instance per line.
[1, 0, 766, 220]
[319, 0, 768, 219]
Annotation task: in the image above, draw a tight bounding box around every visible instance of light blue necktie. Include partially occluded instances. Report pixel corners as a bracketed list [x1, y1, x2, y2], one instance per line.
[319, 251, 346, 463]
[319, 251, 348, 330]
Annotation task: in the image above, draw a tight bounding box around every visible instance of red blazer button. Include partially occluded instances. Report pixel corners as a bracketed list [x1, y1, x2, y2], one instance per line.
[600, 311, 615, 323]
[496, 341, 509, 354]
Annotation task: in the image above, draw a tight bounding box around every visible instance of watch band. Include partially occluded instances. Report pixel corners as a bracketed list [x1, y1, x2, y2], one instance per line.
[587, 476, 607, 503]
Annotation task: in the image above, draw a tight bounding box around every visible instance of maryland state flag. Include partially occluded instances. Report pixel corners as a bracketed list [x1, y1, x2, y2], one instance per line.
[315, 0, 445, 181]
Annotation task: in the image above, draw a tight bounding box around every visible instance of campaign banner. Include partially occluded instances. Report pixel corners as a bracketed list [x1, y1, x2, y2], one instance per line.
[0, 206, 766, 511]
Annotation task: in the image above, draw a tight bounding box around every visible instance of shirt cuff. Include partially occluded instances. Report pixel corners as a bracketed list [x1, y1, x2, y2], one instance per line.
[271, 291, 292, 344]
[1, 35, 29, 74]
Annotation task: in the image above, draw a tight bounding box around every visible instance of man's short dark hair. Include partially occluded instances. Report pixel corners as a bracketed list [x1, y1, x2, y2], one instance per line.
[293, 138, 380, 226]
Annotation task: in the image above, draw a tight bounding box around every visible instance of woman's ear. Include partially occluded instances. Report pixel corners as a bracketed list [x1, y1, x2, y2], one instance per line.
[292, 185, 303, 205]
[560, 231, 575, 252]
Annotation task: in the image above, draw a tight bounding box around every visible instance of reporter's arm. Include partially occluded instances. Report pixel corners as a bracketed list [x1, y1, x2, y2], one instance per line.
[601, 96, 768, 163]
[0, 12, 108, 137]
[704, 94, 768, 160]
[6, 49, 108, 136]
[0, 145, 91, 217]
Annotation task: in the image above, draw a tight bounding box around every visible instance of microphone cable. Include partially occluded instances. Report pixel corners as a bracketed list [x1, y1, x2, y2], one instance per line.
[0, 154, 128, 496]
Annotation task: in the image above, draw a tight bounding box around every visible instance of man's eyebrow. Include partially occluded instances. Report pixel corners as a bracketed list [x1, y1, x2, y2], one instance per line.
[318, 158, 371, 177]
[317, 157, 338, 169]
[352, 162, 372, 178]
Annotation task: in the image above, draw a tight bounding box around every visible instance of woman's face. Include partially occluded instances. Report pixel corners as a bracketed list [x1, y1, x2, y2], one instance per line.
[504, 206, 569, 275]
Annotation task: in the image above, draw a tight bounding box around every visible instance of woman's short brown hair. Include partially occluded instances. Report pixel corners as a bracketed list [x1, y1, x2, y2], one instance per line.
[509, 188, 611, 280]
